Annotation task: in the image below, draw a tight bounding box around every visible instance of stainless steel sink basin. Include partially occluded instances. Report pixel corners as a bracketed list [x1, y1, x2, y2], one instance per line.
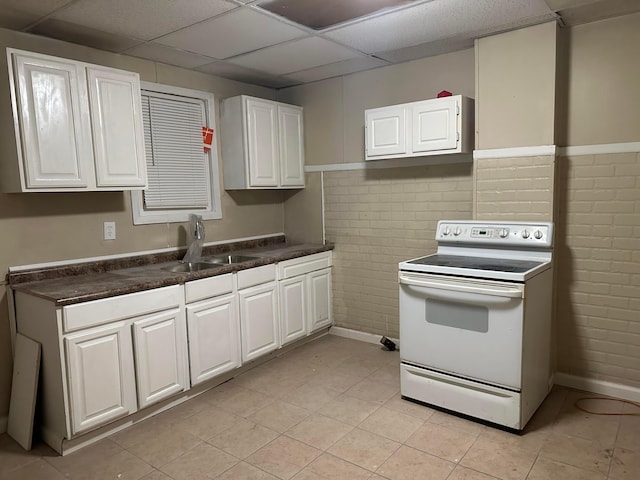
[161, 262, 221, 273]
[202, 254, 260, 265]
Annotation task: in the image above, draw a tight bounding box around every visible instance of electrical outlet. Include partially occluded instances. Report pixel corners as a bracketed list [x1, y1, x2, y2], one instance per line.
[103, 221, 116, 240]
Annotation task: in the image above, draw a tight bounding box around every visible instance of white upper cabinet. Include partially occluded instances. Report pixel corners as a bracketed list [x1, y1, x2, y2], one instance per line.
[221, 95, 305, 189]
[365, 95, 474, 161]
[3, 48, 147, 192]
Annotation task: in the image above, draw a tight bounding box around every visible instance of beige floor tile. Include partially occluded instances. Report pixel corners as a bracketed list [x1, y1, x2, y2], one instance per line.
[248, 400, 311, 433]
[246, 436, 321, 479]
[539, 432, 612, 475]
[0, 435, 55, 476]
[140, 471, 173, 480]
[317, 394, 380, 426]
[406, 422, 476, 463]
[479, 424, 548, 454]
[305, 371, 363, 393]
[53, 448, 153, 480]
[334, 356, 387, 379]
[206, 384, 275, 418]
[428, 411, 487, 435]
[207, 418, 279, 459]
[617, 416, 640, 451]
[122, 424, 202, 468]
[383, 394, 435, 421]
[152, 395, 211, 424]
[287, 383, 342, 411]
[110, 416, 179, 449]
[552, 409, 620, 447]
[302, 453, 371, 480]
[290, 469, 324, 480]
[359, 407, 424, 443]
[327, 428, 400, 471]
[344, 378, 399, 405]
[159, 443, 238, 480]
[609, 446, 640, 480]
[215, 461, 280, 479]
[527, 456, 607, 480]
[446, 466, 498, 480]
[376, 445, 454, 480]
[45, 438, 123, 472]
[174, 405, 242, 440]
[3, 459, 66, 480]
[460, 437, 537, 480]
[286, 414, 354, 450]
[368, 363, 401, 388]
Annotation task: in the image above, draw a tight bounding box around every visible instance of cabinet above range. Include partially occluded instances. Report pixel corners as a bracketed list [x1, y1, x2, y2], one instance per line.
[1, 48, 147, 192]
[220, 95, 305, 190]
[365, 95, 474, 161]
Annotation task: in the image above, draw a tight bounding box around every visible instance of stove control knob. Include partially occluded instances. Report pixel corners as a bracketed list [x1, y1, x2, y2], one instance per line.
[499, 228, 509, 238]
[521, 229, 530, 239]
[443, 226, 451, 236]
[453, 227, 462, 236]
[534, 230, 543, 240]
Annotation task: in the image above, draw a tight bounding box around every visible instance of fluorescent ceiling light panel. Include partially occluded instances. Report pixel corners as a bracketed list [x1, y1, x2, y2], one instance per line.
[257, 0, 419, 30]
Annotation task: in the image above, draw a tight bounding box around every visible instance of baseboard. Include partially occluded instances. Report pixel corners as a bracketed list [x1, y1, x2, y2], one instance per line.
[555, 373, 640, 403]
[0, 415, 7, 434]
[329, 326, 399, 348]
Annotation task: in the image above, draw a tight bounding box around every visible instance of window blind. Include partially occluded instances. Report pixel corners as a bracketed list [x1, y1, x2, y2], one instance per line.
[141, 94, 210, 209]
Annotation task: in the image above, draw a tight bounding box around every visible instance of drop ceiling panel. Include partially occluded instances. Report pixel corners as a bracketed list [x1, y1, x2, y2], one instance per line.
[325, 0, 554, 53]
[30, 19, 144, 52]
[156, 8, 307, 59]
[229, 36, 363, 75]
[0, 0, 73, 29]
[49, 0, 237, 41]
[287, 56, 390, 83]
[196, 61, 298, 88]
[376, 36, 475, 63]
[124, 43, 216, 69]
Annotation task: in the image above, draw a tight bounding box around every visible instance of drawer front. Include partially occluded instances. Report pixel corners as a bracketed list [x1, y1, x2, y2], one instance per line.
[63, 285, 182, 333]
[237, 264, 276, 290]
[278, 252, 332, 279]
[185, 273, 233, 304]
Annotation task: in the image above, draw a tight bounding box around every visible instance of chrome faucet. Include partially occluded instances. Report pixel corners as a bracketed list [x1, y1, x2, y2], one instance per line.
[182, 214, 205, 263]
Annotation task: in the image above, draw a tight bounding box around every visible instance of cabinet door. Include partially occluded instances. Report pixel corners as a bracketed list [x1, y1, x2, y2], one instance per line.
[365, 105, 407, 159]
[278, 104, 305, 187]
[308, 268, 332, 333]
[279, 275, 307, 346]
[239, 282, 279, 362]
[186, 294, 241, 386]
[12, 53, 92, 189]
[132, 308, 188, 409]
[65, 322, 136, 435]
[411, 98, 458, 153]
[87, 67, 147, 188]
[246, 97, 279, 187]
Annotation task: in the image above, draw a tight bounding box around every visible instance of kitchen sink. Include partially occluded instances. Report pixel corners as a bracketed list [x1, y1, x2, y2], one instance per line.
[161, 262, 221, 273]
[202, 254, 260, 265]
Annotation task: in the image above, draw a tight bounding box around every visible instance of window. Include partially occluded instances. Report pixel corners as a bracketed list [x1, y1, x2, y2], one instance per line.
[131, 82, 222, 224]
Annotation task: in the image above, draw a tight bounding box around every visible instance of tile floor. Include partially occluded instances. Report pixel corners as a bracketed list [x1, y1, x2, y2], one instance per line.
[1, 334, 639, 480]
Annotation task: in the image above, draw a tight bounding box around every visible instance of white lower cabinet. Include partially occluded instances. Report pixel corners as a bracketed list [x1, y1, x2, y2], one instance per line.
[65, 321, 137, 435]
[239, 281, 279, 362]
[308, 268, 333, 333]
[187, 293, 241, 385]
[277, 252, 333, 346]
[132, 308, 188, 408]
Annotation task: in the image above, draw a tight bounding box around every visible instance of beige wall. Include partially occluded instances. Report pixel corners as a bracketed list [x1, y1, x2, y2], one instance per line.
[560, 12, 640, 146]
[324, 164, 473, 337]
[0, 28, 285, 424]
[283, 172, 324, 244]
[475, 22, 558, 149]
[556, 154, 640, 388]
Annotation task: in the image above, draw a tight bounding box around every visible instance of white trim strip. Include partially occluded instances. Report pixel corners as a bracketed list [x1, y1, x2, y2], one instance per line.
[558, 142, 640, 157]
[473, 145, 557, 160]
[305, 155, 471, 173]
[8, 233, 285, 273]
[555, 372, 640, 403]
[329, 326, 399, 348]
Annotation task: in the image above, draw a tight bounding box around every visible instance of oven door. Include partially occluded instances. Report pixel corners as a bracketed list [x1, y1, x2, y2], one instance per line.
[399, 271, 525, 390]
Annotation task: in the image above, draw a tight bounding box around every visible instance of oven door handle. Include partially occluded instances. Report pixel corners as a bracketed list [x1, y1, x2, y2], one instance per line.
[399, 273, 524, 298]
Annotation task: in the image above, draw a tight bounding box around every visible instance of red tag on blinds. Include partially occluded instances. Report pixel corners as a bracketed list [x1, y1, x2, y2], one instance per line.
[202, 126, 213, 152]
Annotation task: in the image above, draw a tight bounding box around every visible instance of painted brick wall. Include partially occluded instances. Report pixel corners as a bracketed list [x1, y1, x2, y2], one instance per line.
[474, 156, 557, 221]
[556, 153, 640, 387]
[324, 163, 473, 337]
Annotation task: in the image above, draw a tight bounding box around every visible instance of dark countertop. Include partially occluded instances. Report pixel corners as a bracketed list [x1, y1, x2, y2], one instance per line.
[10, 238, 333, 306]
